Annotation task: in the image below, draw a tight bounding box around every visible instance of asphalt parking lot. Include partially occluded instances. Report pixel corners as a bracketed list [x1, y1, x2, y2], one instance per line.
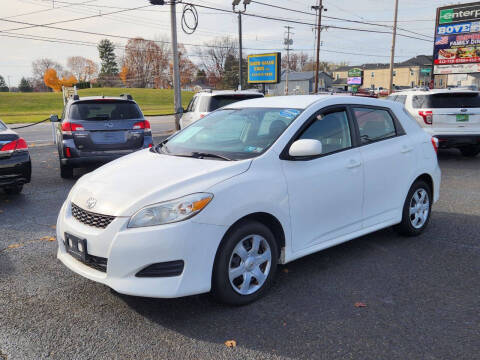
[0, 140, 479, 359]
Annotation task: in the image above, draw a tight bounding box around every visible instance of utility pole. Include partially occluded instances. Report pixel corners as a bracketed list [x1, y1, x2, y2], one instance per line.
[388, 0, 399, 94]
[233, 0, 251, 90]
[312, 0, 326, 94]
[284, 26, 293, 95]
[170, 0, 182, 130]
[149, 0, 182, 130]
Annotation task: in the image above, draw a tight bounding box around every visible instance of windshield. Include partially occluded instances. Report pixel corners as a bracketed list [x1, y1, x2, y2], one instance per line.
[160, 107, 301, 160]
[412, 93, 480, 109]
[69, 100, 142, 121]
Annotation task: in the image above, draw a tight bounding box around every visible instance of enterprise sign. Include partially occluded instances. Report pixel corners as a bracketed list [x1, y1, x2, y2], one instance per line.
[247, 53, 281, 84]
[440, 2, 480, 24]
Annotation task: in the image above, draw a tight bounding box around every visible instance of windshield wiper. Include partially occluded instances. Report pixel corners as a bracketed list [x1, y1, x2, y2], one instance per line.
[191, 152, 233, 161]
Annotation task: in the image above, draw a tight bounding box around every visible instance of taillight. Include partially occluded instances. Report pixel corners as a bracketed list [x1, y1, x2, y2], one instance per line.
[431, 137, 439, 154]
[61, 122, 84, 135]
[199, 114, 206, 119]
[0, 138, 28, 153]
[419, 110, 433, 125]
[133, 120, 151, 130]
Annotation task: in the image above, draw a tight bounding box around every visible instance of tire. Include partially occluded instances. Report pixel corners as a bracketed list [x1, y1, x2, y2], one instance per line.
[4, 185, 23, 195]
[60, 163, 74, 179]
[394, 180, 432, 237]
[212, 221, 279, 305]
[459, 145, 480, 157]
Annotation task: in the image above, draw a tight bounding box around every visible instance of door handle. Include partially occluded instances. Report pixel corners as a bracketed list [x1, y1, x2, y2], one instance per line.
[401, 146, 413, 154]
[347, 159, 362, 169]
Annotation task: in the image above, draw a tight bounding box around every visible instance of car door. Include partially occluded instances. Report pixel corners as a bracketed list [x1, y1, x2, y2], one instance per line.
[281, 106, 364, 252]
[351, 106, 415, 228]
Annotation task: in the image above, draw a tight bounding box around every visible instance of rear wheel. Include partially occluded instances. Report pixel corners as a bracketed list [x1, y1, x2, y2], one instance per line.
[395, 180, 432, 237]
[212, 221, 278, 305]
[459, 145, 480, 157]
[60, 163, 74, 179]
[4, 185, 23, 195]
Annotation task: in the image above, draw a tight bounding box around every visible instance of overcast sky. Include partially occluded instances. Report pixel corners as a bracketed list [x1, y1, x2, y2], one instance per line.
[0, 0, 458, 86]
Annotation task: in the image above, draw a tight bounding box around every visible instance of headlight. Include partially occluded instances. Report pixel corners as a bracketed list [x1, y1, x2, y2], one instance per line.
[128, 193, 213, 228]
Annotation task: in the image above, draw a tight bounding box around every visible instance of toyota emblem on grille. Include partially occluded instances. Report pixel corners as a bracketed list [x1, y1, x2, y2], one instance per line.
[104, 121, 114, 128]
[86, 197, 97, 209]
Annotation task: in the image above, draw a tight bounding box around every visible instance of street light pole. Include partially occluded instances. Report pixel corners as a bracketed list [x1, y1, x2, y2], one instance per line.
[233, 0, 251, 91]
[388, 0, 399, 94]
[149, 0, 182, 130]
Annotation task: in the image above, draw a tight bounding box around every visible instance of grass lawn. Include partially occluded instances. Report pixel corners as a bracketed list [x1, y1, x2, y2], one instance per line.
[0, 88, 193, 124]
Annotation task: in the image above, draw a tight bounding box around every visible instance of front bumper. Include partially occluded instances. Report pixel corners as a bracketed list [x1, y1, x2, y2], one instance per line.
[56, 201, 227, 298]
[0, 152, 31, 187]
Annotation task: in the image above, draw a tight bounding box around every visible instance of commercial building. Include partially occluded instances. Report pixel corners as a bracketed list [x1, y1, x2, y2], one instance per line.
[332, 55, 442, 90]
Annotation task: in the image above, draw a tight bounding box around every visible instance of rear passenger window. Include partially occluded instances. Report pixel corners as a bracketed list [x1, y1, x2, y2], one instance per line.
[353, 107, 396, 144]
[299, 110, 352, 155]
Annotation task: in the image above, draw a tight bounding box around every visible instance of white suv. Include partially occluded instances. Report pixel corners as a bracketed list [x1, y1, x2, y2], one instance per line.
[180, 90, 264, 129]
[388, 89, 480, 157]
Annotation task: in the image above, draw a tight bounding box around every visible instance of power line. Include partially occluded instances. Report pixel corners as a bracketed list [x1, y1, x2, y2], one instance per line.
[250, 0, 432, 40]
[0, 30, 414, 59]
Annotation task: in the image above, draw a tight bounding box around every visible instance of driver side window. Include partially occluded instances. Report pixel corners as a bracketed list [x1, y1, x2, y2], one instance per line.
[298, 110, 352, 155]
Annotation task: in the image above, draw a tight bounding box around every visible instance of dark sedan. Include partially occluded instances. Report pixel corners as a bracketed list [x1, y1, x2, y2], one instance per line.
[51, 94, 154, 178]
[0, 120, 31, 194]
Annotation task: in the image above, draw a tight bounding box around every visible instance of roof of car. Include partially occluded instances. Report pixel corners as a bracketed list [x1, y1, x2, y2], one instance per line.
[393, 89, 480, 96]
[69, 96, 135, 103]
[196, 90, 264, 97]
[225, 94, 394, 110]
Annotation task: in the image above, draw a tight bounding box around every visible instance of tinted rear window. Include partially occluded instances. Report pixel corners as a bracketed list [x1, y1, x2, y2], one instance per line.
[412, 93, 480, 109]
[207, 94, 263, 112]
[69, 100, 142, 120]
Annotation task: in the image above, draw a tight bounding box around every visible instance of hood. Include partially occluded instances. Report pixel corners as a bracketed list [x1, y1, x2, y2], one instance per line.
[70, 149, 251, 216]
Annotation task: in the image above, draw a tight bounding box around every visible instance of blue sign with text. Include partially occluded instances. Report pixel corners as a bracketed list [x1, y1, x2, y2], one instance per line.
[247, 53, 281, 84]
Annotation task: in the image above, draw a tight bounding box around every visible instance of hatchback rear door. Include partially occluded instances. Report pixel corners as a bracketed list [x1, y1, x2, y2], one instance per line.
[418, 92, 480, 133]
[66, 100, 147, 152]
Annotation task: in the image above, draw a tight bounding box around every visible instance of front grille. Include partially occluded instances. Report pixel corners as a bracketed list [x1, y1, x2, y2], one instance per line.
[71, 203, 115, 229]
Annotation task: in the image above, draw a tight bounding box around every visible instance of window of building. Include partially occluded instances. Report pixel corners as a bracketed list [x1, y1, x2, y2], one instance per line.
[371, 72, 375, 77]
[393, 70, 397, 77]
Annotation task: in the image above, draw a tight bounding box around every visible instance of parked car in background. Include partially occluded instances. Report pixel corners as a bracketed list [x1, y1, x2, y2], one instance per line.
[179, 90, 264, 129]
[51, 94, 153, 178]
[0, 120, 31, 194]
[56, 95, 440, 305]
[388, 89, 480, 156]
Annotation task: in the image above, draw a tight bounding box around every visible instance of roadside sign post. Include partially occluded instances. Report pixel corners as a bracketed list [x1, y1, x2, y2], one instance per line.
[433, 1, 480, 82]
[247, 53, 281, 92]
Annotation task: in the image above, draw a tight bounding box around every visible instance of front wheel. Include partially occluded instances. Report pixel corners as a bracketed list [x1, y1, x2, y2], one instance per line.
[395, 180, 432, 236]
[212, 221, 279, 305]
[459, 145, 480, 157]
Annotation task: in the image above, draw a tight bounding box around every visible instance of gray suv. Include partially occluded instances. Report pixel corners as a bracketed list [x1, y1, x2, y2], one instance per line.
[51, 94, 153, 178]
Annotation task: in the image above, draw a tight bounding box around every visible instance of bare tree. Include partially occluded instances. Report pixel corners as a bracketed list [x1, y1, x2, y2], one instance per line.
[198, 36, 237, 88]
[120, 37, 169, 88]
[67, 56, 99, 81]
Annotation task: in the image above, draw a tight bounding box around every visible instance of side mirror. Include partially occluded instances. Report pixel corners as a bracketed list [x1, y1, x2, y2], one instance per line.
[50, 114, 59, 122]
[289, 139, 323, 157]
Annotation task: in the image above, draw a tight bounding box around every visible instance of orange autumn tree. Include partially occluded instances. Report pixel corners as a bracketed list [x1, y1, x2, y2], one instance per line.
[119, 66, 129, 86]
[44, 68, 78, 92]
